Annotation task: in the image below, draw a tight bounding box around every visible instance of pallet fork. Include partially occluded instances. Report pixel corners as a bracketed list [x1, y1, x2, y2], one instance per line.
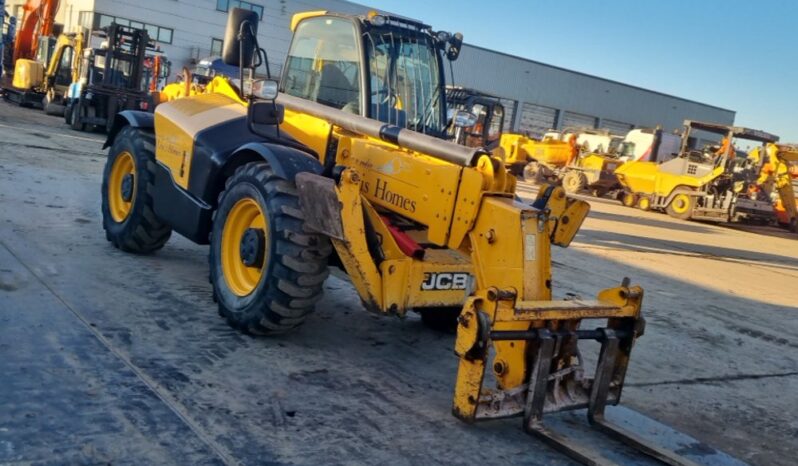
[454, 273, 698, 466]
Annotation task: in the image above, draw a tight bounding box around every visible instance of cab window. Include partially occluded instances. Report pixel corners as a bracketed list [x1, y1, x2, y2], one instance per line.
[487, 105, 503, 144]
[283, 17, 361, 111]
[464, 103, 487, 148]
[55, 47, 74, 86]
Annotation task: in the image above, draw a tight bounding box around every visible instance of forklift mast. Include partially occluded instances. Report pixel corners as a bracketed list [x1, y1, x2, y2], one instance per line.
[97, 23, 148, 91]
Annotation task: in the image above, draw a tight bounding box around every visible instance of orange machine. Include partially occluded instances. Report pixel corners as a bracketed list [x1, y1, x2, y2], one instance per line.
[12, 0, 60, 64]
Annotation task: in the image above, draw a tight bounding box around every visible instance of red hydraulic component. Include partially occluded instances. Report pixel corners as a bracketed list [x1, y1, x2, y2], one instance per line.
[380, 216, 424, 259]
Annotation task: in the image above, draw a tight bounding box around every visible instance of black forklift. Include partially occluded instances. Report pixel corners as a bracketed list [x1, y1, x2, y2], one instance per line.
[445, 86, 505, 148]
[65, 23, 149, 132]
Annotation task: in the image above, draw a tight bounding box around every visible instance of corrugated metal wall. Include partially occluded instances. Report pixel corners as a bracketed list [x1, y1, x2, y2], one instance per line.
[519, 103, 557, 138]
[562, 111, 596, 130]
[451, 44, 735, 134]
[602, 119, 634, 135]
[87, 0, 734, 135]
[499, 98, 517, 133]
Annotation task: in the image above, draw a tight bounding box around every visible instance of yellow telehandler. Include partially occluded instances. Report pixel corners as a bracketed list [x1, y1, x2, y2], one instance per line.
[100, 9, 696, 465]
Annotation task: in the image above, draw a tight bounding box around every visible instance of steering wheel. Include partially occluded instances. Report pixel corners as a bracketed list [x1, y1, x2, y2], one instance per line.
[371, 88, 399, 107]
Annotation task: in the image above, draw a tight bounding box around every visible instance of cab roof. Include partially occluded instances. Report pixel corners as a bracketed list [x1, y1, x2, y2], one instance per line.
[684, 120, 779, 143]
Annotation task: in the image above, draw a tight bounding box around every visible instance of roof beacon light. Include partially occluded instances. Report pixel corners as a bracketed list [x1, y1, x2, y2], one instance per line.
[369, 14, 387, 27]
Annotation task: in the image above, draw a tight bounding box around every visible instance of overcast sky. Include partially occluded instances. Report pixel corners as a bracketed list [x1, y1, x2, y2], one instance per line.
[372, 0, 797, 141]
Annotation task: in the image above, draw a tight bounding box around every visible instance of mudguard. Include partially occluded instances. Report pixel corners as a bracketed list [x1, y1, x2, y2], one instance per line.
[154, 140, 322, 245]
[230, 142, 323, 180]
[103, 110, 154, 149]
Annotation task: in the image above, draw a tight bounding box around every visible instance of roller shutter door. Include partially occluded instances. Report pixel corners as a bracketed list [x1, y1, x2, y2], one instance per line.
[602, 119, 633, 135]
[519, 103, 557, 138]
[562, 111, 596, 130]
[499, 98, 516, 133]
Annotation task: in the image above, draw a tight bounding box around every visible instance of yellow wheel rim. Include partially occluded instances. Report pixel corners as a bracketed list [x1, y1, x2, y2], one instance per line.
[565, 175, 579, 190]
[639, 198, 650, 210]
[221, 197, 268, 297]
[671, 194, 690, 214]
[108, 151, 136, 223]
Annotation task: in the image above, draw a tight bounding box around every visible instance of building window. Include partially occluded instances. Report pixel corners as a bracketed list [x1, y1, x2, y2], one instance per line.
[90, 12, 174, 44]
[211, 38, 223, 57]
[216, 0, 264, 21]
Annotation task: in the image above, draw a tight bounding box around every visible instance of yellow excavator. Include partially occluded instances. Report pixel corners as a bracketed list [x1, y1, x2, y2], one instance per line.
[99, 9, 697, 465]
[3, 28, 83, 110]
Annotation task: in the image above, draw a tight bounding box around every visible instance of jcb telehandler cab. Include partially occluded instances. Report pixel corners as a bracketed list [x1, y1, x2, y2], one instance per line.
[100, 9, 696, 465]
[445, 86, 505, 148]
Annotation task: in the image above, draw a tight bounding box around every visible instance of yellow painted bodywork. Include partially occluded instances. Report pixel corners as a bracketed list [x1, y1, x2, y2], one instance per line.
[290, 11, 328, 31]
[497, 133, 571, 167]
[154, 92, 246, 189]
[45, 33, 83, 86]
[615, 159, 723, 197]
[12, 59, 44, 89]
[575, 152, 621, 173]
[157, 75, 244, 106]
[147, 9, 647, 433]
[757, 144, 798, 225]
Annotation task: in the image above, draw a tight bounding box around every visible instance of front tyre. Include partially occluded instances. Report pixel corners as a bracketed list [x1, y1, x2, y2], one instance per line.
[562, 170, 587, 194]
[666, 193, 694, 220]
[101, 126, 172, 253]
[621, 191, 638, 207]
[210, 162, 331, 335]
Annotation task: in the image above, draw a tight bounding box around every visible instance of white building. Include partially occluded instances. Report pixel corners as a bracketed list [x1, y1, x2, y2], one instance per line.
[5, 0, 735, 135]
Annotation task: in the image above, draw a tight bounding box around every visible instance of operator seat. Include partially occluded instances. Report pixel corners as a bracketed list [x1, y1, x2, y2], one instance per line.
[317, 64, 358, 110]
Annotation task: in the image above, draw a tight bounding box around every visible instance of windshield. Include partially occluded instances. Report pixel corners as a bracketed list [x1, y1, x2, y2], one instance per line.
[365, 28, 445, 136]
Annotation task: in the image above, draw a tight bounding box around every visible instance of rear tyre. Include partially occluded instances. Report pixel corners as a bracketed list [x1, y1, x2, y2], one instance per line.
[64, 101, 73, 125]
[70, 102, 86, 131]
[621, 192, 637, 207]
[637, 196, 651, 211]
[523, 161, 541, 183]
[418, 307, 461, 333]
[666, 193, 694, 220]
[562, 170, 587, 194]
[101, 126, 172, 253]
[210, 162, 332, 335]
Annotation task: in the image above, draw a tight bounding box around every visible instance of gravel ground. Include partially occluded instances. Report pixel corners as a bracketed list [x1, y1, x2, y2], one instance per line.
[1, 101, 795, 465]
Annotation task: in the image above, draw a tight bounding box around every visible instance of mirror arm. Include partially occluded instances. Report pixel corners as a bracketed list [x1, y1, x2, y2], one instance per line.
[237, 19, 250, 100]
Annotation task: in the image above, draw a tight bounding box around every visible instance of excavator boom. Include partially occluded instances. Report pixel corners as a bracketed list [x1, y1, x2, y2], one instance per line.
[12, 0, 59, 63]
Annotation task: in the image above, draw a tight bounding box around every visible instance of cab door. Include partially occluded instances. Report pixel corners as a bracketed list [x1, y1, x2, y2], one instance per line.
[280, 15, 364, 166]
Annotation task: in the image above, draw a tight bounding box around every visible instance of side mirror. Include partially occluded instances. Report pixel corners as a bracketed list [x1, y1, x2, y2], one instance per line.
[249, 101, 284, 126]
[447, 32, 463, 61]
[222, 8, 259, 68]
[453, 110, 478, 128]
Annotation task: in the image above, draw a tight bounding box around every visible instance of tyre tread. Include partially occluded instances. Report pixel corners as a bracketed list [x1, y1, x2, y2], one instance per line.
[211, 162, 331, 335]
